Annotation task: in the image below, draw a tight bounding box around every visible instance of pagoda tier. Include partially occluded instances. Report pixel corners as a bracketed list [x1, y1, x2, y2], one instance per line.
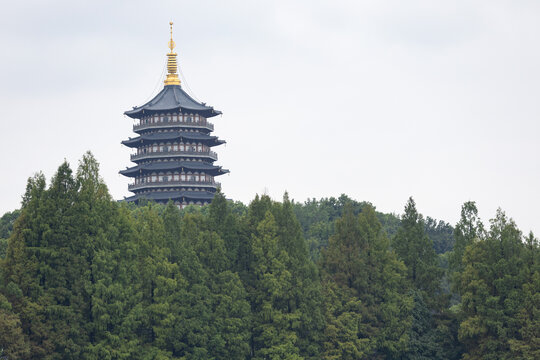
[120, 160, 228, 177]
[132, 113, 215, 135]
[120, 22, 228, 208]
[121, 131, 225, 148]
[124, 84, 221, 119]
[124, 190, 215, 206]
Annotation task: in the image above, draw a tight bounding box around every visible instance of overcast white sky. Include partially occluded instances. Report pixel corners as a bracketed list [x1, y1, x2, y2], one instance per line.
[1, 0, 539, 235]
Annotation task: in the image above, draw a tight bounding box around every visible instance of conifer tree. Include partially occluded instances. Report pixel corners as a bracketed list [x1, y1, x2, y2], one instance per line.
[450, 201, 484, 280]
[0, 285, 30, 358]
[74, 153, 141, 358]
[271, 193, 325, 359]
[322, 203, 411, 359]
[162, 201, 183, 263]
[392, 197, 441, 299]
[194, 230, 251, 359]
[509, 233, 540, 359]
[458, 209, 528, 359]
[208, 189, 241, 269]
[401, 290, 439, 360]
[251, 211, 302, 359]
[33, 162, 88, 356]
[130, 204, 171, 356]
[1, 173, 51, 358]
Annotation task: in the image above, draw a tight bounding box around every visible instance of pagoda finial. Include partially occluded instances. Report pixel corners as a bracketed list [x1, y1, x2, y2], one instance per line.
[164, 21, 181, 86]
[168, 21, 175, 51]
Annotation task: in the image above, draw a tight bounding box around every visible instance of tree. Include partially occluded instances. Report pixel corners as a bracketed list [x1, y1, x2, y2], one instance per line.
[1, 173, 52, 358]
[450, 201, 484, 277]
[0, 293, 29, 358]
[424, 217, 454, 255]
[0, 210, 21, 239]
[271, 194, 325, 358]
[401, 290, 439, 360]
[392, 197, 441, 299]
[207, 189, 241, 269]
[458, 209, 528, 359]
[195, 230, 251, 359]
[509, 233, 540, 359]
[250, 211, 302, 359]
[322, 203, 411, 359]
[0, 210, 21, 259]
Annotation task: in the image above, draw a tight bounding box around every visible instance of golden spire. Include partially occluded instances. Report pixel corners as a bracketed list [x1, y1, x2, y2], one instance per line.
[164, 21, 181, 86]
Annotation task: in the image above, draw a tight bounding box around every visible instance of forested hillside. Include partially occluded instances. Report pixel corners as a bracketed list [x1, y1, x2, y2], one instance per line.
[0, 153, 538, 359]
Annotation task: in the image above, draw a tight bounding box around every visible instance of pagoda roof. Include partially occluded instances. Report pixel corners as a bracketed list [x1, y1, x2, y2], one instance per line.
[122, 131, 225, 148]
[125, 85, 221, 119]
[124, 190, 215, 203]
[119, 160, 229, 177]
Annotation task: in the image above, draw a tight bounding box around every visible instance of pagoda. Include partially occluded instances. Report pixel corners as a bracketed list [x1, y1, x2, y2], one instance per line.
[120, 22, 228, 208]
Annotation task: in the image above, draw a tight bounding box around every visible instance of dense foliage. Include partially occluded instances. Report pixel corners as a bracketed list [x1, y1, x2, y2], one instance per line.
[0, 153, 538, 359]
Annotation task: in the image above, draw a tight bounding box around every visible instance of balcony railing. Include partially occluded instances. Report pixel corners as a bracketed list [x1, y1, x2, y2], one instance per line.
[131, 150, 218, 161]
[128, 180, 220, 191]
[134, 120, 214, 132]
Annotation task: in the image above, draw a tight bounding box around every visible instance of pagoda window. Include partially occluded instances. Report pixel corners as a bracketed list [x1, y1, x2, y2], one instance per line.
[194, 115, 199, 123]
[180, 144, 185, 151]
[181, 174, 186, 181]
[195, 175, 200, 182]
[152, 145, 158, 152]
[152, 175, 157, 182]
[186, 115, 193, 123]
[197, 145, 202, 152]
[201, 175, 206, 182]
[163, 116, 169, 123]
[172, 144, 178, 151]
[163, 176, 169, 182]
[173, 174, 179, 181]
